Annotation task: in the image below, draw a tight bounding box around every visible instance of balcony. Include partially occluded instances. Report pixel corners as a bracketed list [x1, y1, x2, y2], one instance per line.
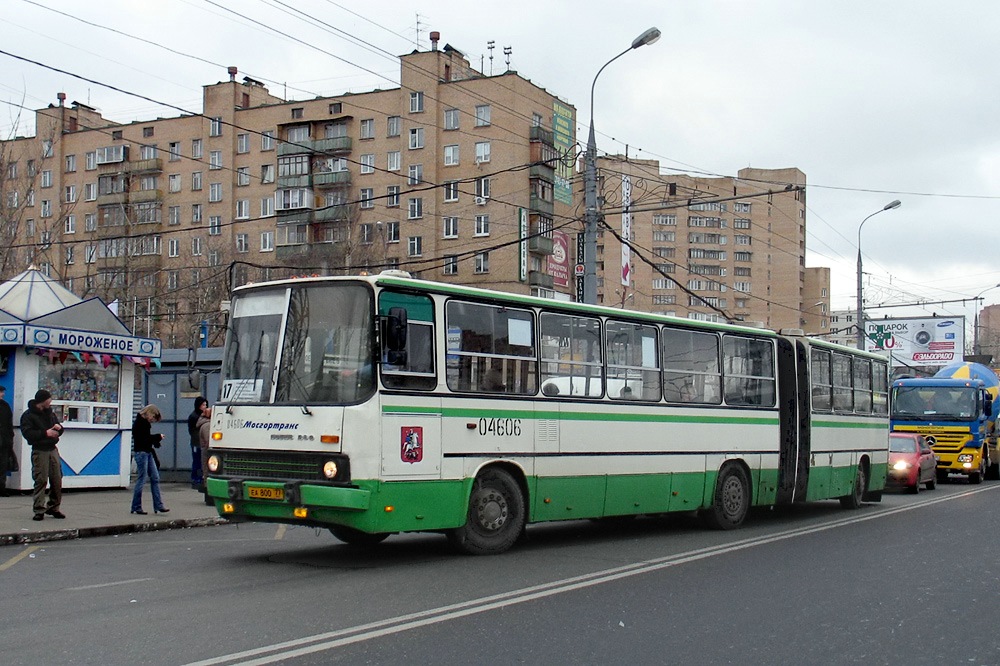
[313, 171, 351, 188]
[130, 189, 163, 204]
[277, 136, 352, 156]
[529, 234, 553, 255]
[277, 174, 311, 189]
[314, 203, 350, 222]
[96, 192, 127, 207]
[529, 126, 555, 146]
[529, 193, 554, 216]
[529, 163, 555, 181]
[528, 271, 554, 289]
[127, 158, 163, 173]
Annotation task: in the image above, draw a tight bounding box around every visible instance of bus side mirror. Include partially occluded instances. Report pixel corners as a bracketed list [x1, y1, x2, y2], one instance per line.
[984, 395, 993, 418]
[383, 307, 408, 366]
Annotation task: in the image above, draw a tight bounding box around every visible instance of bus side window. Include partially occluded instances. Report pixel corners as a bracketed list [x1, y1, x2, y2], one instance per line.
[379, 292, 437, 391]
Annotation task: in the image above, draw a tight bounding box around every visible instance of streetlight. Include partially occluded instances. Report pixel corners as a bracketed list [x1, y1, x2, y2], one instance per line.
[582, 27, 661, 305]
[973, 283, 1000, 356]
[855, 199, 902, 349]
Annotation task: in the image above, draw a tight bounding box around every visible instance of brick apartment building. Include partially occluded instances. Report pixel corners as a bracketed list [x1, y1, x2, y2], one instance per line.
[0, 34, 829, 347]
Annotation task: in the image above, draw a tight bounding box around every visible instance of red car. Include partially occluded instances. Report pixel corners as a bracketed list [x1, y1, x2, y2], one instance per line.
[887, 432, 937, 493]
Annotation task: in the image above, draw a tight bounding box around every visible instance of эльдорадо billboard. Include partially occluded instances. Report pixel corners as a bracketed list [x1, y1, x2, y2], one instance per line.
[864, 316, 965, 368]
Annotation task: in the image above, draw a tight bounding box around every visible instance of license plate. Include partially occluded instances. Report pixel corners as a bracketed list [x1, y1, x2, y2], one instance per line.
[248, 486, 284, 501]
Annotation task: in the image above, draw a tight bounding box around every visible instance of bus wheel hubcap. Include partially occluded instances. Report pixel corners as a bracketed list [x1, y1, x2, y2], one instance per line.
[474, 489, 508, 531]
[722, 478, 743, 516]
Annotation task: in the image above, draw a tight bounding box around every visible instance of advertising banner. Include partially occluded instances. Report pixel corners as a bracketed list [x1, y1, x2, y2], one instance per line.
[548, 230, 570, 288]
[864, 316, 965, 368]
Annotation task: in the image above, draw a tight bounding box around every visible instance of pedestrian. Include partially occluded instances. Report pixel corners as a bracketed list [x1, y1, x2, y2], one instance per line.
[0, 385, 17, 497]
[187, 396, 207, 490]
[130, 404, 169, 515]
[197, 405, 213, 506]
[20, 388, 64, 520]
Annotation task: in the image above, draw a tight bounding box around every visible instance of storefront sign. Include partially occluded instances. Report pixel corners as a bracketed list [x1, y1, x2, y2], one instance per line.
[26, 325, 161, 358]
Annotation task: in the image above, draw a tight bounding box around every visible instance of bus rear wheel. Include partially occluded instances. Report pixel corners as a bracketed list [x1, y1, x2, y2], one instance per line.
[839, 463, 867, 509]
[448, 468, 525, 555]
[701, 463, 750, 530]
[329, 525, 390, 547]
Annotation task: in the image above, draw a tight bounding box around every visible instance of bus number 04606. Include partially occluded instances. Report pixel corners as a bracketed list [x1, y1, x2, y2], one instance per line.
[478, 418, 521, 437]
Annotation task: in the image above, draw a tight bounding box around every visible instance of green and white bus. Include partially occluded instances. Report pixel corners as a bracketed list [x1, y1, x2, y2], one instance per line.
[205, 272, 890, 554]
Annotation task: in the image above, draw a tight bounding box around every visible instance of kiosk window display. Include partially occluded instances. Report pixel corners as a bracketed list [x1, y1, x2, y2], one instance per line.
[38, 358, 121, 425]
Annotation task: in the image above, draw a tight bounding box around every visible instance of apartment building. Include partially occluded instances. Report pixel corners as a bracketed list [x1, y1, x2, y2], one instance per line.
[594, 157, 829, 332]
[0, 34, 576, 347]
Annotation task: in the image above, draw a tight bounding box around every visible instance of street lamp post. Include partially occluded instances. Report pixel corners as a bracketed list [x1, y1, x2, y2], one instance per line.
[973, 283, 1000, 356]
[855, 199, 902, 349]
[583, 27, 660, 305]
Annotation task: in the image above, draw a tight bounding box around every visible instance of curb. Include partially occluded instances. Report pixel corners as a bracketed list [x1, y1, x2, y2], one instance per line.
[0, 517, 229, 546]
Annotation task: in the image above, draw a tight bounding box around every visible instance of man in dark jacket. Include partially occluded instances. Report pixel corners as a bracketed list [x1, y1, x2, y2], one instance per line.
[20, 389, 64, 520]
[0, 385, 15, 497]
[187, 396, 207, 489]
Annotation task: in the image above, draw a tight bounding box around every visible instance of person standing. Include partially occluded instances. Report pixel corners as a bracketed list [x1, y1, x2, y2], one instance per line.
[20, 389, 64, 520]
[0, 385, 16, 497]
[130, 404, 169, 515]
[197, 405, 213, 506]
[187, 396, 207, 489]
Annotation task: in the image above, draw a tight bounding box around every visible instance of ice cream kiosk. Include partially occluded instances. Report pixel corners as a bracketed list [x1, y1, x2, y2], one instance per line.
[0, 269, 161, 489]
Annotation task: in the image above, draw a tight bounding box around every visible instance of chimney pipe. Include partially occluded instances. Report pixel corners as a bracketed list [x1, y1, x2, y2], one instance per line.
[57, 92, 66, 106]
[228, 66, 238, 82]
[430, 31, 440, 51]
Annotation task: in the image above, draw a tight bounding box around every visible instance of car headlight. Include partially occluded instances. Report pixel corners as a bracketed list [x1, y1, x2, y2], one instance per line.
[322, 460, 338, 479]
[207, 454, 221, 473]
[893, 461, 912, 470]
[958, 454, 974, 463]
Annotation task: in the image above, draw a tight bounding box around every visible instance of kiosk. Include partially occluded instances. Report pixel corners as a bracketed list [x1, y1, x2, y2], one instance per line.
[0, 269, 161, 489]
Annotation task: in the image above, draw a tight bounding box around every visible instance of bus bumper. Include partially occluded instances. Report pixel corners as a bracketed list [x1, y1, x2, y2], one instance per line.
[206, 477, 371, 516]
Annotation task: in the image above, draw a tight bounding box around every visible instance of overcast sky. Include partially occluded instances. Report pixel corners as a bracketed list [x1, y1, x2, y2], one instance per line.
[3, 0, 999, 328]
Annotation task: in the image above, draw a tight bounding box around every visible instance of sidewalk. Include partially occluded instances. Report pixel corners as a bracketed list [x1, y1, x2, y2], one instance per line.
[0, 483, 226, 546]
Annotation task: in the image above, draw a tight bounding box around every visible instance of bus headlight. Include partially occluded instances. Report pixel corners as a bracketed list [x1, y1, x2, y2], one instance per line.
[958, 454, 974, 463]
[208, 455, 221, 473]
[893, 461, 912, 471]
[322, 460, 339, 479]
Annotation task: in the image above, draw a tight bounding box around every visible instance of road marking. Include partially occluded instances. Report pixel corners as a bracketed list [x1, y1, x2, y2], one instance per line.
[186, 484, 1000, 666]
[0, 545, 39, 572]
[66, 577, 154, 591]
[273, 524, 286, 540]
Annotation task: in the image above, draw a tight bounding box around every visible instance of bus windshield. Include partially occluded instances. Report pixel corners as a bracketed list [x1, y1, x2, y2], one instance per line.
[221, 283, 375, 404]
[891, 385, 977, 421]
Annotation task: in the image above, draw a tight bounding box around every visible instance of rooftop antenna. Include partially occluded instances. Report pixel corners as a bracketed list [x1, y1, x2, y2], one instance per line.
[503, 45, 512, 71]
[488, 40, 495, 76]
[414, 13, 425, 49]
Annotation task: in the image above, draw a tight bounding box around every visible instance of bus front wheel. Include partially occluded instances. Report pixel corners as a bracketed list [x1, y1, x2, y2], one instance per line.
[329, 525, 390, 547]
[839, 463, 867, 509]
[449, 468, 525, 555]
[701, 463, 750, 530]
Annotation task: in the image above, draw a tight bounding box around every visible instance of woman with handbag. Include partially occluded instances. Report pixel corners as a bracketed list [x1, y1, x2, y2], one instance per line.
[130, 404, 169, 515]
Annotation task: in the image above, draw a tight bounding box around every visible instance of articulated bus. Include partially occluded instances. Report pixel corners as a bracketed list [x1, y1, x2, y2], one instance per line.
[205, 272, 890, 554]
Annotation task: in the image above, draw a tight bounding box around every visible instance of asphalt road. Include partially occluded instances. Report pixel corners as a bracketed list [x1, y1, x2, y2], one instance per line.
[4, 480, 1000, 666]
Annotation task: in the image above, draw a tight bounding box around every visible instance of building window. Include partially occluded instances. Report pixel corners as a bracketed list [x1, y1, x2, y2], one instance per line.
[64, 246, 74, 265]
[261, 196, 275, 217]
[735, 235, 752, 245]
[475, 214, 490, 236]
[444, 108, 460, 130]
[360, 223, 373, 244]
[40, 200, 51, 218]
[192, 203, 203, 223]
[444, 144, 459, 166]
[234, 166, 250, 187]
[476, 176, 491, 199]
[409, 127, 424, 149]
[360, 188, 374, 209]
[444, 181, 459, 202]
[209, 150, 222, 169]
[408, 198, 423, 219]
[64, 215, 76, 234]
[192, 171, 202, 191]
[209, 117, 223, 136]
[65, 154, 76, 172]
[139, 176, 156, 192]
[475, 141, 491, 163]
[261, 231, 274, 252]
[85, 213, 97, 232]
[278, 155, 309, 176]
[385, 221, 399, 243]
[361, 153, 375, 174]
[191, 138, 203, 158]
[443, 255, 458, 275]
[85, 152, 96, 170]
[276, 188, 309, 210]
[475, 105, 491, 127]
[261, 130, 275, 151]
[64, 185, 77, 203]
[261, 164, 275, 184]
[474, 252, 490, 274]
[236, 233, 249, 253]
[408, 164, 423, 185]
[387, 151, 401, 171]
[409, 91, 424, 113]
[408, 236, 422, 256]
[291, 108, 304, 119]
[443, 216, 458, 238]
[40, 170, 52, 188]
[168, 239, 179, 257]
[168, 174, 181, 193]
[734, 202, 752, 213]
[140, 144, 156, 160]
[237, 133, 250, 153]
[42, 140, 53, 157]
[208, 249, 221, 266]
[286, 125, 309, 142]
[192, 237, 203, 256]
[209, 183, 223, 202]
[235, 199, 250, 219]
[387, 115, 401, 137]
[168, 206, 180, 226]
[386, 186, 400, 207]
[360, 118, 375, 139]
[168, 142, 181, 161]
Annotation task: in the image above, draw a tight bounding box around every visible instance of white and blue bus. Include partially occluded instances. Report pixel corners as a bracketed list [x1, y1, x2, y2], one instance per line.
[205, 272, 890, 554]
